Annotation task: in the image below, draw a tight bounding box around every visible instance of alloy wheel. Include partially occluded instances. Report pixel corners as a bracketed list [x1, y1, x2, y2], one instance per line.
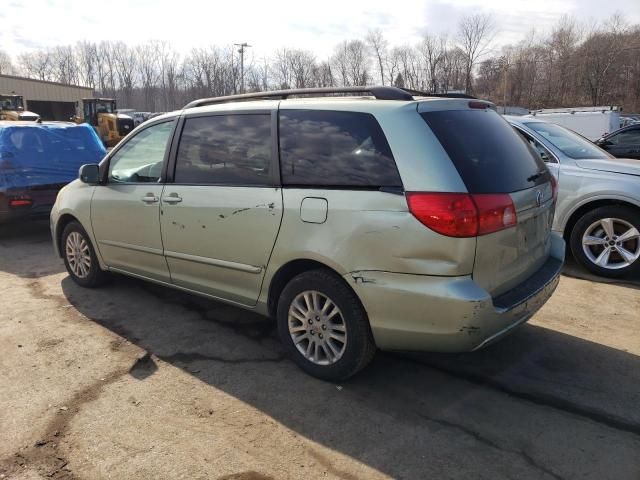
[582, 217, 640, 270]
[287, 290, 347, 366]
[65, 231, 92, 278]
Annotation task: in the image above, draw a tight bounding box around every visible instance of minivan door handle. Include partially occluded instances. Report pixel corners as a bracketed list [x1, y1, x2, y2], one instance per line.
[141, 193, 159, 204]
[163, 193, 182, 204]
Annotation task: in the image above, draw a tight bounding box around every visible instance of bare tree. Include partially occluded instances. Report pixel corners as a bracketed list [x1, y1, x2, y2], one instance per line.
[419, 34, 447, 92]
[0, 50, 16, 75]
[5, 15, 640, 113]
[314, 60, 335, 87]
[96, 42, 117, 98]
[545, 16, 581, 105]
[291, 50, 317, 88]
[390, 45, 421, 89]
[578, 14, 629, 105]
[157, 41, 181, 110]
[272, 48, 295, 89]
[76, 41, 98, 88]
[50, 46, 79, 84]
[366, 29, 388, 85]
[18, 51, 53, 81]
[137, 41, 162, 111]
[332, 40, 369, 86]
[113, 42, 138, 107]
[457, 13, 496, 93]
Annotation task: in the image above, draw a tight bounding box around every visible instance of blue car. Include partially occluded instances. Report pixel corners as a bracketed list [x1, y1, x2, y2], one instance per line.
[0, 121, 106, 223]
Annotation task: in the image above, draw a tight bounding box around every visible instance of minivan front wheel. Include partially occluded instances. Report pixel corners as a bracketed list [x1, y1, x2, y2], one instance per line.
[277, 270, 376, 381]
[570, 206, 640, 278]
[62, 221, 108, 288]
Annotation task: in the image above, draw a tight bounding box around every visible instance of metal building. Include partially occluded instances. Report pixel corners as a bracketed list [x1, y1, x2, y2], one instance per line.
[0, 74, 94, 121]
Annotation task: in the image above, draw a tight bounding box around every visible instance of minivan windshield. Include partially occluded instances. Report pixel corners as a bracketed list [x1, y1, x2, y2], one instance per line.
[523, 121, 613, 160]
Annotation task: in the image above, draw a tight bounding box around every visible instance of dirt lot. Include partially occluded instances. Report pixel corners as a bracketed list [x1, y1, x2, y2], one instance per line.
[0, 221, 639, 480]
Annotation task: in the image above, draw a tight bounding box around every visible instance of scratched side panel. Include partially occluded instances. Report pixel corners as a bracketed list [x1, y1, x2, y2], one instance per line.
[160, 185, 283, 306]
[260, 189, 476, 292]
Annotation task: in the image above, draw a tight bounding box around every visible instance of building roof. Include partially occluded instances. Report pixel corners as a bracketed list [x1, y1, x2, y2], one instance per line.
[0, 74, 93, 91]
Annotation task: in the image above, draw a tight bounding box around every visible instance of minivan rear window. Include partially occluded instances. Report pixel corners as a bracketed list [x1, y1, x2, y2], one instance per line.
[421, 110, 548, 193]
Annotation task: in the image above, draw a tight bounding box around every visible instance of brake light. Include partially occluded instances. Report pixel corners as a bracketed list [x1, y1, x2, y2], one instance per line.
[468, 101, 489, 109]
[406, 192, 517, 238]
[406, 193, 478, 237]
[472, 194, 517, 235]
[9, 197, 33, 208]
[549, 175, 558, 201]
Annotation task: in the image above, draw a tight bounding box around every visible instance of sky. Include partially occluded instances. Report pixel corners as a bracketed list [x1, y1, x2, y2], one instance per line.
[2, 0, 639, 62]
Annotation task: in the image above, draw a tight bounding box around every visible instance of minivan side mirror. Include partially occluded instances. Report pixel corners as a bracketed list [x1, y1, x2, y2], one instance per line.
[79, 164, 100, 184]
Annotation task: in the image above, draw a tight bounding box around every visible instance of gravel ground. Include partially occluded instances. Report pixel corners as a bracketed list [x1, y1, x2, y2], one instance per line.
[0, 220, 639, 480]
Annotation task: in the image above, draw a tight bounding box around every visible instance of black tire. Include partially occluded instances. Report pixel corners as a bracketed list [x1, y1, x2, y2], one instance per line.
[277, 269, 376, 381]
[61, 221, 109, 288]
[569, 205, 640, 278]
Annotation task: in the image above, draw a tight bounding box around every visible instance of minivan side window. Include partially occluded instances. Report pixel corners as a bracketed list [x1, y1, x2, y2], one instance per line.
[174, 114, 271, 185]
[108, 121, 174, 183]
[279, 110, 402, 188]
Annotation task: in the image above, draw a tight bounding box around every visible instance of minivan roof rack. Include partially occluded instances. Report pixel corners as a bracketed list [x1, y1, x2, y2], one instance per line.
[184, 86, 413, 108]
[183, 85, 476, 109]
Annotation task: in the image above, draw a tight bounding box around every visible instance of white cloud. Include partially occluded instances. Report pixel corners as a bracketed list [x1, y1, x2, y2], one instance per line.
[1, 0, 639, 61]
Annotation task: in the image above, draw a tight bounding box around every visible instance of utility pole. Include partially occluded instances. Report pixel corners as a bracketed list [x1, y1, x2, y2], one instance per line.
[234, 42, 251, 93]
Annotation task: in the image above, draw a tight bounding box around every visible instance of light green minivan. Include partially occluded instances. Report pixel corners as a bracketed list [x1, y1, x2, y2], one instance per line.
[51, 86, 564, 380]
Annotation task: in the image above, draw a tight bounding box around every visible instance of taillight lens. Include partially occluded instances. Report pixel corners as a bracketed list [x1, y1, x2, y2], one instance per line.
[406, 193, 478, 237]
[406, 192, 517, 238]
[472, 194, 517, 235]
[468, 101, 489, 109]
[9, 196, 33, 208]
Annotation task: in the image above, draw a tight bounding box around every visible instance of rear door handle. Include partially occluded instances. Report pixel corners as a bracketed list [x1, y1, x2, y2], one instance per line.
[141, 193, 159, 204]
[163, 193, 182, 204]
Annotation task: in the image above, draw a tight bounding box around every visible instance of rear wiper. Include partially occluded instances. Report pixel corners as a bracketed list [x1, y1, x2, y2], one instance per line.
[527, 170, 546, 182]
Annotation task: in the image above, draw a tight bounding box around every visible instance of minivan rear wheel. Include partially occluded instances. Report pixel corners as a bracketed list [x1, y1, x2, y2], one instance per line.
[570, 206, 640, 278]
[62, 221, 108, 288]
[277, 269, 376, 381]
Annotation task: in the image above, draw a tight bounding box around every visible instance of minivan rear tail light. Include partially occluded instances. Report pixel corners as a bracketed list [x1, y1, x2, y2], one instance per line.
[472, 194, 517, 235]
[406, 192, 517, 238]
[406, 193, 478, 237]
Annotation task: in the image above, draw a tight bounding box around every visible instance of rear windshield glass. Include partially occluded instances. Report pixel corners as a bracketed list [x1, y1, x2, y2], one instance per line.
[523, 121, 612, 160]
[421, 110, 548, 193]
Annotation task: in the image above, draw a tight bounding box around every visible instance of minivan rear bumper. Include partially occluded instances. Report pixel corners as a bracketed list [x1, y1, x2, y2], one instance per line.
[346, 232, 564, 352]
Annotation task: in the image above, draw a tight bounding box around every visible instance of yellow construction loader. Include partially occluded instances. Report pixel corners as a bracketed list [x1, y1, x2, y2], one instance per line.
[0, 94, 40, 121]
[73, 98, 134, 147]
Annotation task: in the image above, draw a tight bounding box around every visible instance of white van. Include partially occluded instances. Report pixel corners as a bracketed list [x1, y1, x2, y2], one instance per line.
[528, 106, 620, 141]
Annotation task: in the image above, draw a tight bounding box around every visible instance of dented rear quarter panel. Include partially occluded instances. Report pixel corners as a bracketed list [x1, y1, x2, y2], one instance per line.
[345, 232, 564, 351]
[260, 188, 476, 288]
